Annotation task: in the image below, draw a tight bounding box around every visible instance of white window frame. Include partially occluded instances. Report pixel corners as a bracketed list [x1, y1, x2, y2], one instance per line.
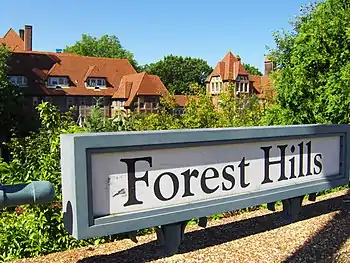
[67, 97, 74, 108]
[8, 76, 27, 87]
[87, 78, 106, 88]
[48, 77, 69, 87]
[240, 82, 244, 92]
[244, 83, 249, 93]
[120, 100, 125, 109]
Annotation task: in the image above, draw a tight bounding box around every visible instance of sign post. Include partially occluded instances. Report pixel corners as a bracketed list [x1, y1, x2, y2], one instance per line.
[60, 124, 350, 255]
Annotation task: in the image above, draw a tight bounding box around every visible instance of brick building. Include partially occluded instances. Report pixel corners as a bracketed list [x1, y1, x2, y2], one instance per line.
[0, 25, 32, 51]
[1, 25, 175, 121]
[205, 51, 274, 104]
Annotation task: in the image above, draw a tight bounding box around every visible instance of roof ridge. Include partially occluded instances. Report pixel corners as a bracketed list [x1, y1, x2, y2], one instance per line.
[46, 63, 62, 77]
[12, 50, 132, 61]
[3, 28, 17, 38]
[136, 72, 147, 94]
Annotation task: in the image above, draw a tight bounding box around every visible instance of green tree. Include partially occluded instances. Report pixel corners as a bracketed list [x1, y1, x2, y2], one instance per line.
[142, 55, 212, 95]
[243, 63, 263, 76]
[266, 0, 350, 125]
[0, 46, 36, 141]
[64, 34, 139, 70]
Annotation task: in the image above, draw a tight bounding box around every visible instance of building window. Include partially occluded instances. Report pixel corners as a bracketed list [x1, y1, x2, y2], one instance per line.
[44, 96, 52, 104]
[120, 101, 125, 109]
[80, 98, 86, 105]
[48, 77, 68, 87]
[239, 83, 243, 92]
[139, 102, 145, 109]
[67, 97, 74, 108]
[244, 83, 248, 93]
[33, 97, 39, 107]
[87, 78, 106, 88]
[211, 83, 215, 92]
[8, 76, 27, 87]
[93, 97, 103, 107]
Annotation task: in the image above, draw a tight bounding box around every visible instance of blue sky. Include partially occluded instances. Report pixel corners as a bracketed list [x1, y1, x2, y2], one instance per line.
[0, 0, 311, 72]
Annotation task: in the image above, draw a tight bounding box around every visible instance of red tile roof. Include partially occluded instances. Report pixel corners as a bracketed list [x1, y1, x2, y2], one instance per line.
[173, 95, 191, 107]
[206, 51, 249, 82]
[249, 75, 261, 93]
[258, 75, 275, 99]
[113, 72, 169, 106]
[249, 74, 275, 98]
[207, 51, 275, 97]
[0, 29, 24, 51]
[8, 51, 137, 96]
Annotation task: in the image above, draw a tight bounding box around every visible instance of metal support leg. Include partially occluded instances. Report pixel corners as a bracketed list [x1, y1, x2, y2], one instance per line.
[308, 193, 317, 202]
[282, 195, 304, 221]
[198, 217, 207, 228]
[127, 231, 138, 243]
[155, 221, 188, 256]
[267, 202, 276, 211]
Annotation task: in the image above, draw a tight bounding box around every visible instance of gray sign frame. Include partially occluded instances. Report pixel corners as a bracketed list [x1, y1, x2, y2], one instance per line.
[61, 124, 350, 239]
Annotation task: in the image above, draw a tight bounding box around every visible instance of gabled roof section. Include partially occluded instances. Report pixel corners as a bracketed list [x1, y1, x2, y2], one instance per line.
[113, 72, 169, 106]
[0, 28, 24, 51]
[8, 51, 137, 96]
[206, 51, 249, 82]
[249, 75, 262, 93]
[82, 65, 102, 81]
[249, 74, 275, 97]
[83, 65, 103, 81]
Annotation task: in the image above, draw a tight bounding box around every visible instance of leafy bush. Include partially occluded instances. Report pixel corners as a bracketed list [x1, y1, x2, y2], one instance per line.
[0, 103, 91, 261]
[0, 88, 268, 261]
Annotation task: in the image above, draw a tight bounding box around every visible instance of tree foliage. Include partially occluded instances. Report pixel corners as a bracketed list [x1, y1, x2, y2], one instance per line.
[0, 91, 267, 261]
[64, 34, 139, 70]
[267, 0, 350, 124]
[142, 55, 212, 95]
[0, 46, 36, 140]
[243, 63, 263, 76]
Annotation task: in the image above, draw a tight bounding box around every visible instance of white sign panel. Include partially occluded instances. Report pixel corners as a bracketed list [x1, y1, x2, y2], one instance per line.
[91, 136, 340, 217]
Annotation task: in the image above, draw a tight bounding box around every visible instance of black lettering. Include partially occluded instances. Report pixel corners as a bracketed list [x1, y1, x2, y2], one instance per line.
[238, 157, 250, 188]
[289, 145, 296, 179]
[181, 169, 199, 197]
[261, 145, 288, 184]
[201, 167, 220, 194]
[314, 154, 323, 175]
[306, 141, 312, 176]
[121, 157, 152, 207]
[154, 172, 179, 201]
[289, 156, 296, 179]
[222, 165, 235, 191]
[298, 142, 305, 177]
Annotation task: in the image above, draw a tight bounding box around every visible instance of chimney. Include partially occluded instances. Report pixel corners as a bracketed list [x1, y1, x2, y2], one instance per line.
[264, 56, 274, 76]
[24, 25, 32, 51]
[19, 29, 24, 41]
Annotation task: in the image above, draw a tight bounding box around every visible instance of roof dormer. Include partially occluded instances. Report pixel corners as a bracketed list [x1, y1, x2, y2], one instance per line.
[85, 77, 107, 90]
[8, 75, 27, 87]
[47, 76, 70, 89]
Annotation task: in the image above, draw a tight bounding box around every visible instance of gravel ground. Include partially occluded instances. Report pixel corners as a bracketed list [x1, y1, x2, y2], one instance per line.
[12, 189, 350, 263]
